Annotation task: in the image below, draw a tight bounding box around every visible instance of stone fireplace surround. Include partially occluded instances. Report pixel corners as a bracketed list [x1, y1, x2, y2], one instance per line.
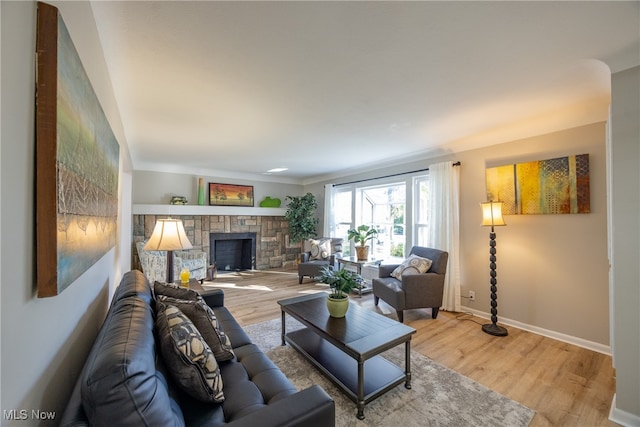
[132, 214, 300, 273]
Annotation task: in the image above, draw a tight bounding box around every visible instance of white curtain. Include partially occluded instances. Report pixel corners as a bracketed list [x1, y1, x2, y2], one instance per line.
[323, 184, 334, 237]
[427, 161, 461, 312]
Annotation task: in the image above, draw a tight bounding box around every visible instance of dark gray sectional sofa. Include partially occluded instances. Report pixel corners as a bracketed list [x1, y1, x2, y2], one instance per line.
[60, 270, 335, 426]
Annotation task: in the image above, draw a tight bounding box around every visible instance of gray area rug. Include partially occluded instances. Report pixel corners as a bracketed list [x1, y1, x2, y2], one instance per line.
[244, 318, 534, 427]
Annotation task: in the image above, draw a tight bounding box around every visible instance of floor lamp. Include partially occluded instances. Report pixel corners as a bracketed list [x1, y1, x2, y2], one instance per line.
[143, 218, 193, 283]
[480, 201, 508, 337]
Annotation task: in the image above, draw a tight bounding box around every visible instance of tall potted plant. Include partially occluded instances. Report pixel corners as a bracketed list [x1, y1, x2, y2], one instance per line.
[347, 224, 378, 260]
[317, 266, 361, 318]
[284, 193, 318, 244]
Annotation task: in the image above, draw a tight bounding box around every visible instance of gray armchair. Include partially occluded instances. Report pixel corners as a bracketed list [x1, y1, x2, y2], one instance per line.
[373, 246, 448, 323]
[298, 237, 343, 284]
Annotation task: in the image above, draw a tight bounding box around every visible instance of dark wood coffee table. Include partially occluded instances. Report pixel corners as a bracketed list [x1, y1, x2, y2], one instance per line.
[278, 293, 416, 420]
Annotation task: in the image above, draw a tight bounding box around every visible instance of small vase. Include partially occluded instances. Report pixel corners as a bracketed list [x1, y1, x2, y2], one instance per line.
[326, 295, 349, 318]
[197, 178, 205, 205]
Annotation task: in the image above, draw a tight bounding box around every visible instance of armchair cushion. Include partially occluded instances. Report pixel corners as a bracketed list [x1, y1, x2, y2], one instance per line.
[390, 254, 433, 279]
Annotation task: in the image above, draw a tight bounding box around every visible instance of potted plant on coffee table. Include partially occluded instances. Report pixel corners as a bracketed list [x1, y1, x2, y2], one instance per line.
[347, 224, 378, 261]
[317, 266, 361, 318]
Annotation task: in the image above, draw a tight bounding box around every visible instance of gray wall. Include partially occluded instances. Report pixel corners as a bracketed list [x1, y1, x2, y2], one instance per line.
[133, 170, 302, 206]
[610, 65, 640, 423]
[307, 123, 610, 348]
[1, 1, 133, 420]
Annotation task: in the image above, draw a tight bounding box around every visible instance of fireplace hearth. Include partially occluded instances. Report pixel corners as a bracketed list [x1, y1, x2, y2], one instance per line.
[210, 232, 256, 272]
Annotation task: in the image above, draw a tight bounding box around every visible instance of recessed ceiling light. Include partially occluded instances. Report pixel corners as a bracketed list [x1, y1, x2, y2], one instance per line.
[266, 168, 288, 173]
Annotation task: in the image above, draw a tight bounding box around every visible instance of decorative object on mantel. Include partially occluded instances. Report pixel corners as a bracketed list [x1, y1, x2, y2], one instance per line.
[486, 153, 590, 215]
[197, 177, 205, 205]
[317, 265, 361, 318]
[209, 183, 254, 207]
[35, 2, 120, 297]
[284, 193, 318, 243]
[347, 224, 379, 260]
[144, 218, 193, 283]
[170, 196, 188, 205]
[480, 201, 508, 337]
[259, 196, 282, 208]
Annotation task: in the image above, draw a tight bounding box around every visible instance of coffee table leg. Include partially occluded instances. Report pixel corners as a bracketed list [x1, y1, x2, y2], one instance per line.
[405, 340, 412, 389]
[281, 310, 286, 346]
[357, 360, 365, 419]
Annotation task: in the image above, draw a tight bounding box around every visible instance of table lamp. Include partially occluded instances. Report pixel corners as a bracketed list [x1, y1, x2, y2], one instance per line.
[480, 201, 508, 336]
[144, 218, 193, 283]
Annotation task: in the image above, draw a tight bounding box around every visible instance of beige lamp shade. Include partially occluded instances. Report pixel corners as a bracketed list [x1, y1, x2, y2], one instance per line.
[481, 201, 506, 227]
[143, 218, 193, 251]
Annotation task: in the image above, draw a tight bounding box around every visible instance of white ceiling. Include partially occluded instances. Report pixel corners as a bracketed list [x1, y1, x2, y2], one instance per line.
[89, 1, 640, 184]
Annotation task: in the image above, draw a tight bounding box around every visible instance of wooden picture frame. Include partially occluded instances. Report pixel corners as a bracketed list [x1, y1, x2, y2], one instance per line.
[36, 2, 120, 297]
[209, 183, 254, 207]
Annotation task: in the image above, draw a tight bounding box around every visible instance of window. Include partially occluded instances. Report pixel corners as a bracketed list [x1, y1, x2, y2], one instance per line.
[332, 189, 353, 256]
[357, 184, 405, 261]
[414, 176, 429, 246]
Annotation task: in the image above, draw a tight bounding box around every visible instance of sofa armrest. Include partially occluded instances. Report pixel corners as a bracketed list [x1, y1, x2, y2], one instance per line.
[201, 289, 224, 307]
[225, 385, 335, 427]
[300, 252, 311, 263]
[378, 264, 400, 278]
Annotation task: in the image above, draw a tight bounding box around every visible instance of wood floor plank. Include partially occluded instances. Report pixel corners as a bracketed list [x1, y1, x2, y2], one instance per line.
[203, 268, 617, 427]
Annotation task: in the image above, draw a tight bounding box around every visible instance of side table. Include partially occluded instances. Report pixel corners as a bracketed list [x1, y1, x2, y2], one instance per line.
[336, 256, 383, 297]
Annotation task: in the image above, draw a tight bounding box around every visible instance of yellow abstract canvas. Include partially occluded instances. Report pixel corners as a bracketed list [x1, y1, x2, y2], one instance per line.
[486, 154, 590, 215]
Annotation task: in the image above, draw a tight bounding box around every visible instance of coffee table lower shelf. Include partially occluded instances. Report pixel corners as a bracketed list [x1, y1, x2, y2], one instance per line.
[284, 328, 407, 418]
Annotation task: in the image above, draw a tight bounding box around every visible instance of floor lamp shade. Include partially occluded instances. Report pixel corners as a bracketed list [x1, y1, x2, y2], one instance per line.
[481, 201, 506, 228]
[143, 219, 193, 283]
[480, 201, 508, 337]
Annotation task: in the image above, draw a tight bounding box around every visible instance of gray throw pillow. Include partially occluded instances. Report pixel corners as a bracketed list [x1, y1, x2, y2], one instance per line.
[154, 281, 200, 301]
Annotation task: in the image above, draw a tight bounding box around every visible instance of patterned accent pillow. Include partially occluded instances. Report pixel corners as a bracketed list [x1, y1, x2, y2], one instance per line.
[154, 281, 200, 301]
[157, 295, 235, 362]
[309, 238, 331, 260]
[391, 254, 433, 279]
[156, 301, 224, 403]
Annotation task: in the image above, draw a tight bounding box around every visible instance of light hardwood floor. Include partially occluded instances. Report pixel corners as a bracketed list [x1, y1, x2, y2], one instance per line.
[202, 268, 617, 427]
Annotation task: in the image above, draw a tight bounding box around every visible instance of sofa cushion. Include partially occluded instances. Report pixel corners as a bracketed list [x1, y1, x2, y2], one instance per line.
[309, 238, 331, 260]
[156, 300, 225, 404]
[157, 295, 235, 362]
[390, 254, 433, 279]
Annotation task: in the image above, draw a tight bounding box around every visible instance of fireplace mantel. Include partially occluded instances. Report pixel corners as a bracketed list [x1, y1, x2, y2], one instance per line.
[133, 204, 286, 216]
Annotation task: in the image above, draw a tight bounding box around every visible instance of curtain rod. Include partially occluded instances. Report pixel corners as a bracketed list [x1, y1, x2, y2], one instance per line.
[332, 161, 460, 187]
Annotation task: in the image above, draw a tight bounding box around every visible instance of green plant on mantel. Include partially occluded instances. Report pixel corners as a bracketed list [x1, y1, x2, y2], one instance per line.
[284, 193, 318, 243]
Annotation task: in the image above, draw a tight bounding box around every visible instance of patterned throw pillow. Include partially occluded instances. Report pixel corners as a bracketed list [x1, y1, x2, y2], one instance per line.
[156, 301, 224, 403]
[309, 238, 331, 260]
[157, 295, 235, 362]
[390, 254, 433, 279]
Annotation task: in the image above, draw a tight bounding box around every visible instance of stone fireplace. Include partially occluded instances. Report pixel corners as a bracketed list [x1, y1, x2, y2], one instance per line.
[210, 232, 256, 272]
[132, 213, 299, 273]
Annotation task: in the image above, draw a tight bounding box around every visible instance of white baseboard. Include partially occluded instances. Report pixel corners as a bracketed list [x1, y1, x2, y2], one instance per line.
[609, 394, 640, 427]
[460, 306, 611, 355]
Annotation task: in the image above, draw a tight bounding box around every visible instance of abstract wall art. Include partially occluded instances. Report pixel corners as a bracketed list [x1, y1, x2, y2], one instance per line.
[486, 154, 590, 215]
[36, 2, 120, 297]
